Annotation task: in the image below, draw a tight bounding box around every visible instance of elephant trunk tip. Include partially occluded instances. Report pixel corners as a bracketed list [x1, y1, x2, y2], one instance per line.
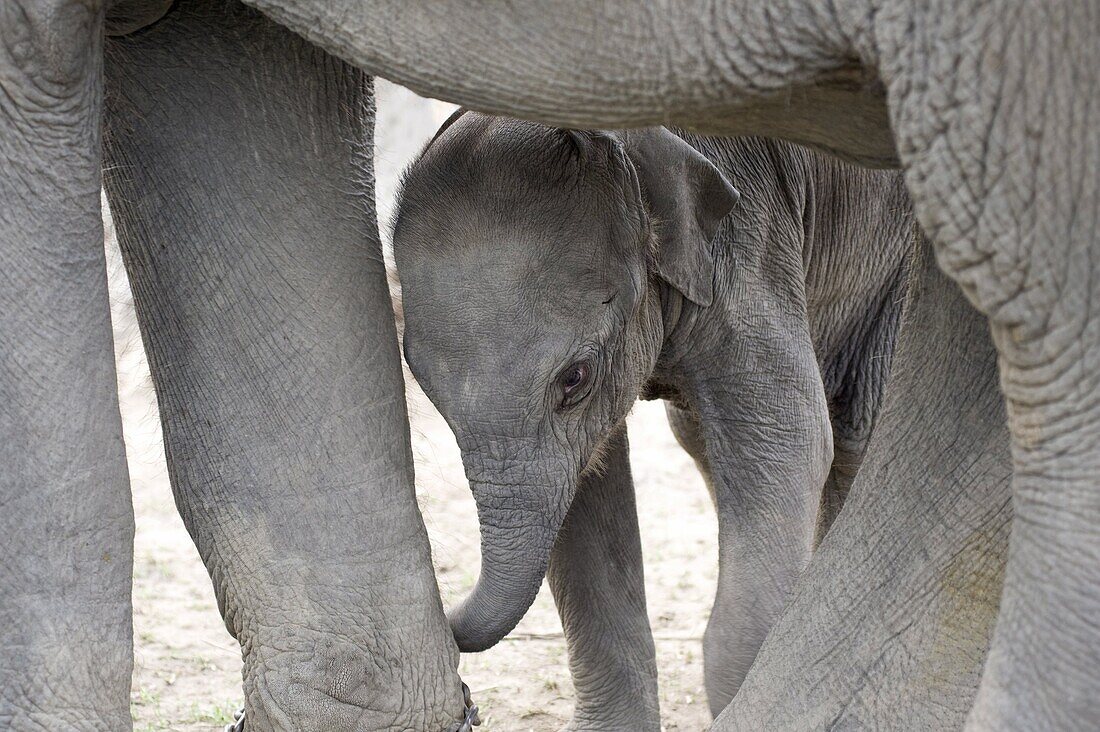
[448, 611, 511, 653]
[446, 562, 547, 653]
[442, 581, 536, 651]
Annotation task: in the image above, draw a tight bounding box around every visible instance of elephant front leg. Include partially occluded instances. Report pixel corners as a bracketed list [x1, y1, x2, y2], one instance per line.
[0, 3, 135, 729]
[102, 2, 464, 729]
[547, 428, 660, 731]
[685, 313, 832, 717]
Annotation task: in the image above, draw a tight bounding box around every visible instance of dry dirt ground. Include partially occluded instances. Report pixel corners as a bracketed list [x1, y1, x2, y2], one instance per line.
[114, 81, 717, 732]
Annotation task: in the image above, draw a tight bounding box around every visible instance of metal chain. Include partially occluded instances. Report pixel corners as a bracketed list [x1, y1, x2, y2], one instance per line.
[224, 708, 244, 732]
[447, 681, 482, 732]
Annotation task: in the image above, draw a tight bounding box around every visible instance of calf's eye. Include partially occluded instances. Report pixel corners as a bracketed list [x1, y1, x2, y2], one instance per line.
[560, 362, 590, 396]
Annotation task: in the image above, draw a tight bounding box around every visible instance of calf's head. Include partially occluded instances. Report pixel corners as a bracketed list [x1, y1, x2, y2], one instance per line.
[392, 112, 738, 651]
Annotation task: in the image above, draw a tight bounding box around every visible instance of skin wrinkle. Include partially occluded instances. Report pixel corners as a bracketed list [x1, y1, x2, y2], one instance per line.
[0, 4, 101, 122]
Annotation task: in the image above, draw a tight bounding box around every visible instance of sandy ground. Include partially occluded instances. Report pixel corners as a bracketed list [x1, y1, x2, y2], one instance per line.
[113, 81, 717, 731]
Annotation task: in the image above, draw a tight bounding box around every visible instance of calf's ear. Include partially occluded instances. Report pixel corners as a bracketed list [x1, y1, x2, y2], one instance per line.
[616, 128, 740, 308]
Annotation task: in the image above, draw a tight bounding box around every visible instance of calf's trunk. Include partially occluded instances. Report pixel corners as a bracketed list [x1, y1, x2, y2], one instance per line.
[449, 472, 571, 652]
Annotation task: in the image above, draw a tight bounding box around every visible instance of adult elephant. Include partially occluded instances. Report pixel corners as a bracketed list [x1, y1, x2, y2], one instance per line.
[1, 1, 469, 730]
[0, 2, 1094, 732]
[238, 1, 1093, 730]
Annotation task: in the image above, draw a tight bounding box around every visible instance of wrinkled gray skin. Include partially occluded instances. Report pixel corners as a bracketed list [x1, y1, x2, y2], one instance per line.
[4, 0, 1095, 729]
[392, 114, 913, 726]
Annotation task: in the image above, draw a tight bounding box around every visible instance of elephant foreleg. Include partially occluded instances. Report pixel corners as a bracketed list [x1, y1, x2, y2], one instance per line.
[102, 1, 464, 729]
[547, 428, 661, 731]
[0, 2, 134, 728]
[684, 308, 832, 717]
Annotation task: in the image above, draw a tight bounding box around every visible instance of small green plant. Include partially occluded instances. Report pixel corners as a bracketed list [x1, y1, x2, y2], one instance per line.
[130, 686, 169, 731]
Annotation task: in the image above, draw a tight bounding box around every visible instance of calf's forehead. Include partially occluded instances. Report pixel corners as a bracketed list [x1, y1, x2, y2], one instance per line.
[394, 117, 646, 385]
[400, 226, 621, 363]
[398, 199, 635, 312]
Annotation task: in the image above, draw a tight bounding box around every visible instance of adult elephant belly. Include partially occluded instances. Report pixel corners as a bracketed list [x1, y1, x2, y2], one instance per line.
[102, 1, 466, 729]
[105, 0, 175, 35]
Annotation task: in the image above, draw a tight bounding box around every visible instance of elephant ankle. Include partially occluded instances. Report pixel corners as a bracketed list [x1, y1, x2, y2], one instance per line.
[236, 624, 464, 731]
[565, 709, 661, 732]
[567, 687, 661, 732]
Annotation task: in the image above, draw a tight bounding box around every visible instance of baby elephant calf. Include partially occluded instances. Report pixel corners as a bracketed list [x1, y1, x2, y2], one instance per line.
[393, 111, 913, 729]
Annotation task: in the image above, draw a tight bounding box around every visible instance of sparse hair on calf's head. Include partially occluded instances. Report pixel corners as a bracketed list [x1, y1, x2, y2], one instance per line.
[390, 111, 651, 264]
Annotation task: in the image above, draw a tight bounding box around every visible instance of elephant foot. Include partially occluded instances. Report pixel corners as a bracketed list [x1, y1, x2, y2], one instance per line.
[224, 682, 479, 732]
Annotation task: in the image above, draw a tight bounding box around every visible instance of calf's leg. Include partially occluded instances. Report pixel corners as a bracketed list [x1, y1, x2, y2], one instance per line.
[716, 236, 1011, 730]
[684, 307, 832, 717]
[547, 428, 660, 731]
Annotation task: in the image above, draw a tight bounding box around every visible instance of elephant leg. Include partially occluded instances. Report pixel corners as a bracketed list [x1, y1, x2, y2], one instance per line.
[715, 235, 1011, 730]
[102, 2, 464, 729]
[684, 311, 832, 717]
[869, 3, 1100, 727]
[968, 355, 1100, 730]
[0, 2, 134, 729]
[665, 402, 715, 494]
[547, 428, 660, 732]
